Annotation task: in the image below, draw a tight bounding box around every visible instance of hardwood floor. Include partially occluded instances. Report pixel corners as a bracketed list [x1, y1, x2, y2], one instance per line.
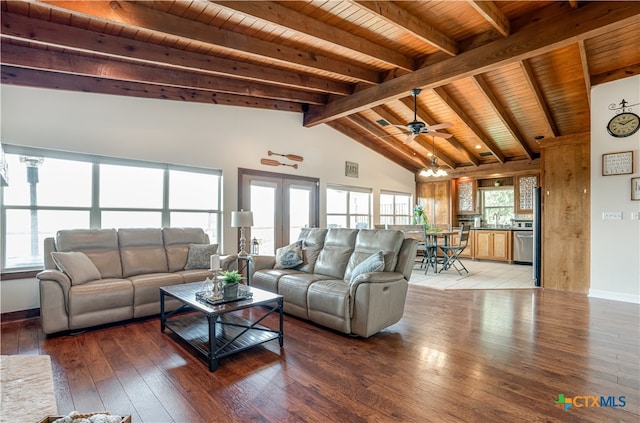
[2, 286, 638, 422]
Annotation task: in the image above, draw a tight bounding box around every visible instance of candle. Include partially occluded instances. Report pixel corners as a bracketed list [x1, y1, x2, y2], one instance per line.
[210, 254, 220, 270]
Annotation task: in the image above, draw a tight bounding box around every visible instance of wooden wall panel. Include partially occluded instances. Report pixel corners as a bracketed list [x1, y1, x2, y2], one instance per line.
[417, 180, 451, 228]
[540, 133, 590, 293]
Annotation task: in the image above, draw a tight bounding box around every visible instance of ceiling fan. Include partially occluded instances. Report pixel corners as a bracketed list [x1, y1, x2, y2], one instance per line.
[384, 88, 453, 144]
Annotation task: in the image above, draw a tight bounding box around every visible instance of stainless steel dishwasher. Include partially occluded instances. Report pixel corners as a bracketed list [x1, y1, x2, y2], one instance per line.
[513, 230, 533, 264]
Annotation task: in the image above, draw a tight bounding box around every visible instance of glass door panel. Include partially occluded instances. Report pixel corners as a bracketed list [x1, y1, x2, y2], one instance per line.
[251, 182, 277, 255]
[240, 169, 318, 254]
[288, 184, 312, 244]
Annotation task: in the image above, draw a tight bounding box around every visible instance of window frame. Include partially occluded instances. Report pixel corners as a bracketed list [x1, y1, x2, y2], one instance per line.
[1, 144, 222, 272]
[326, 184, 372, 229]
[379, 190, 413, 226]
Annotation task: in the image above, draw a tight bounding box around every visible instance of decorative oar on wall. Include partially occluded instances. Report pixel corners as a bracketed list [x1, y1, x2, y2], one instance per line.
[268, 151, 304, 162]
[260, 158, 298, 169]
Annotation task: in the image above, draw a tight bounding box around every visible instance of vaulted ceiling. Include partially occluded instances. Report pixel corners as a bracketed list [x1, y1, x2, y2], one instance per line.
[2, 1, 639, 176]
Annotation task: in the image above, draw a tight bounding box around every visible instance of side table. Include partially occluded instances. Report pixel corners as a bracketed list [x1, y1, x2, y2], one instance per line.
[236, 255, 253, 286]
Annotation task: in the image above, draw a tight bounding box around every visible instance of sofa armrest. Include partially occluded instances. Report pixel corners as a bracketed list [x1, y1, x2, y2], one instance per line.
[250, 255, 277, 272]
[37, 270, 73, 334]
[37, 269, 72, 299]
[219, 254, 237, 270]
[348, 271, 405, 295]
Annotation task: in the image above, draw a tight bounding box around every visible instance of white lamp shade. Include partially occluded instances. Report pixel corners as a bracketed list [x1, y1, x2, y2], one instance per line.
[231, 210, 253, 227]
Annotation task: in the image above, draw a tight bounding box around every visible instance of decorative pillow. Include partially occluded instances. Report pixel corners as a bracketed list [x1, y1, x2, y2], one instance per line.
[51, 251, 102, 285]
[184, 244, 219, 269]
[274, 241, 304, 269]
[349, 251, 385, 283]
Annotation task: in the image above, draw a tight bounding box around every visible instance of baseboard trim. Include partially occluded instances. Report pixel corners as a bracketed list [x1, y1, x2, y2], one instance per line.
[588, 289, 640, 304]
[1, 308, 40, 322]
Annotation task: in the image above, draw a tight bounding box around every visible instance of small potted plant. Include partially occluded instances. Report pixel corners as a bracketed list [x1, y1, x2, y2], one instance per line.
[221, 270, 242, 299]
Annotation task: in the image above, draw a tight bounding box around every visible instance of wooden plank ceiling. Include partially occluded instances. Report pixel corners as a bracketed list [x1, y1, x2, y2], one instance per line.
[2, 1, 639, 175]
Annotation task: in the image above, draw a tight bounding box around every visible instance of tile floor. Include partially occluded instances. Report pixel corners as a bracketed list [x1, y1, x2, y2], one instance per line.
[409, 258, 538, 290]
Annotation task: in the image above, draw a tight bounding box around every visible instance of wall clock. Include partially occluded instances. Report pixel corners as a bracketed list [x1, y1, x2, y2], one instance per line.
[607, 112, 640, 138]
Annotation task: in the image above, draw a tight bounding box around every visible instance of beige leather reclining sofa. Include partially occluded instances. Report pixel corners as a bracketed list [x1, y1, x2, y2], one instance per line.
[37, 227, 228, 335]
[251, 228, 418, 338]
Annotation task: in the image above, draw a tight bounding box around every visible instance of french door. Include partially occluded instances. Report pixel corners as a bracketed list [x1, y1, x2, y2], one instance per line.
[239, 168, 319, 255]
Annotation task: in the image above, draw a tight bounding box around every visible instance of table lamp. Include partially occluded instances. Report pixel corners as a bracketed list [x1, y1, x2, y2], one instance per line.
[231, 210, 253, 256]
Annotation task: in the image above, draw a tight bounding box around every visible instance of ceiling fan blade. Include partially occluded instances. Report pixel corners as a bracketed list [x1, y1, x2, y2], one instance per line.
[402, 133, 416, 144]
[424, 122, 453, 131]
[379, 131, 409, 139]
[424, 130, 453, 139]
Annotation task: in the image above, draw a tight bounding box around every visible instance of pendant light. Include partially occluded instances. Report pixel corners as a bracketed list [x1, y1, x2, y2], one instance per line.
[419, 136, 447, 177]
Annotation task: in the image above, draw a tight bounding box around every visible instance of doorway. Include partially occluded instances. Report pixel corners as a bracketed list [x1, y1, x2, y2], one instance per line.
[239, 168, 319, 255]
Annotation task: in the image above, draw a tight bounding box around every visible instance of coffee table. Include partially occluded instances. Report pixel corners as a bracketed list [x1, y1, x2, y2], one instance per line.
[160, 282, 283, 371]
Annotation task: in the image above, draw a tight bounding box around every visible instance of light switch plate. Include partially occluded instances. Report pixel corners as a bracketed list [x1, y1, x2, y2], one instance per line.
[602, 211, 623, 220]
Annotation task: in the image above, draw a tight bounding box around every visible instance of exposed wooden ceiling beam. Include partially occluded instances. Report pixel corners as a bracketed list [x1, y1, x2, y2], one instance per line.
[326, 119, 421, 173]
[396, 98, 481, 166]
[213, 1, 414, 72]
[431, 87, 506, 164]
[1, 43, 327, 105]
[591, 64, 640, 86]
[519, 60, 559, 137]
[303, 1, 640, 127]
[0, 65, 302, 111]
[471, 75, 534, 160]
[467, 1, 510, 37]
[353, 1, 458, 56]
[577, 40, 592, 108]
[0, 11, 352, 96]
[39, 0, 380, 84]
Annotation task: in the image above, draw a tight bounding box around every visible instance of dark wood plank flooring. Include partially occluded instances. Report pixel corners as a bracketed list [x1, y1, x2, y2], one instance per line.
[2, 285, 639, 422]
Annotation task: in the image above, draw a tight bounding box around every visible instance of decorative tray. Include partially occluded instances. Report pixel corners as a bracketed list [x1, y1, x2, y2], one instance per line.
[195, 290, 253, 306]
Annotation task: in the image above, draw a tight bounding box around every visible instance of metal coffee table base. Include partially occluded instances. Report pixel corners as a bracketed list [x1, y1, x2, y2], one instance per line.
[160, 285, 283, 371]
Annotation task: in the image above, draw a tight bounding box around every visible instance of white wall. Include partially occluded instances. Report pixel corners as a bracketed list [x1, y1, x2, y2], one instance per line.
[590, 75, 640, 304]
[0, 85, 415, 313]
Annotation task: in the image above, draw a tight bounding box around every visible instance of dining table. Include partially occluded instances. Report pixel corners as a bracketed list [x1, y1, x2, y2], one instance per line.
[423, 230, 458, 274]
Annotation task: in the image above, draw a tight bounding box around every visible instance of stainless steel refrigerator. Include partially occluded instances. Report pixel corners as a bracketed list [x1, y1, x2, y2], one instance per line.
[533, 187, 542, 286]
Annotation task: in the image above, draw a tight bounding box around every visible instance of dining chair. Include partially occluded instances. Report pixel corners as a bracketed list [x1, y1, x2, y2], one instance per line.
[438, 224, 470, 275]
[422, 227, 440, 274]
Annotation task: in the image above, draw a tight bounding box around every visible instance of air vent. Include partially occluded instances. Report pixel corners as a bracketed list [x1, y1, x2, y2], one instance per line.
[376, 119, 390, 126]
[479, 152, 493, 157]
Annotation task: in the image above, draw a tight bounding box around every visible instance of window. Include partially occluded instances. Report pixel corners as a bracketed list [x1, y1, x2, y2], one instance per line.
[326, 185, 371, 229]
[379, 191, 412, 226]
[1, 145, 222, 271]
[481, 188, 514, 226]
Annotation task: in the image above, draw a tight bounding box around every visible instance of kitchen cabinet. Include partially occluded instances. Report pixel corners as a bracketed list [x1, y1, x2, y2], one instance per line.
[456, 179, 477, 214]
[515, 174, 539, 214]
[417, 181, 450, 228]
[473, 230, 511, 262]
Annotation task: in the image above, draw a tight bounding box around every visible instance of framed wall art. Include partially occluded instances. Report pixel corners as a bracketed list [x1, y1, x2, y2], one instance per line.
[602, 151, 634, 176]
[632, 177, 640, 201]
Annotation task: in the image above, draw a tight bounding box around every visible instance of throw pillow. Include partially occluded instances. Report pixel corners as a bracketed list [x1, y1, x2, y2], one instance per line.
[274, 241, 304, 269]
[184, 244, 219, 269]
[349, 251, 385, 283]
[51, 251, 102, 285]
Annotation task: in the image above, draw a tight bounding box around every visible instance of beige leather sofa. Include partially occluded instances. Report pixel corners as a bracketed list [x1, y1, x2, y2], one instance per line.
[37, 227, 231, 335]
[251, 228, 418, 338]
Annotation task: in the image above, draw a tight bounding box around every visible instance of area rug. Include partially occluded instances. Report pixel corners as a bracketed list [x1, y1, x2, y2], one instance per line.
[410, 259, 539, 290]
[1, 355, 58, 422]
